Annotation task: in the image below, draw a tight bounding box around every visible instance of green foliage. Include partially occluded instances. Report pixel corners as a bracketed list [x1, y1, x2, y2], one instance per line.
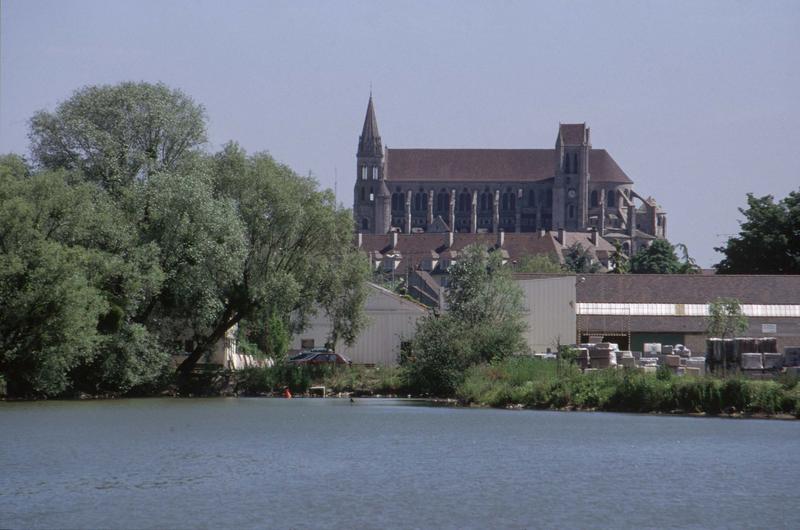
[402, 245, 527, 396]
[609, 240, 630, 274]
[29, 82, 206, 190]
[715, 189, 800, 274]
[630, 239, 684, 274]
[562, 243, 601, 273]
[512, 253, 563, 273]
[401, 314, 478, 396]
[454, 356, 799, 417]
[706, 297, 748, 339]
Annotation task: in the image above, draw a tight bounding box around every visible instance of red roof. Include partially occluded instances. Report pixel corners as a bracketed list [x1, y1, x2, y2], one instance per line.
[384, 148, 631, 184]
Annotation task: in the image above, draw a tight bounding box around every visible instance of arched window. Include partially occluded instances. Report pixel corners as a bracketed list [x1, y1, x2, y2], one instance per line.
[369, 187, 374, 202]
[458, 191, 470, 212]
[361, 218, 369, 230]
[568, 204, 575, 218]
[361, 166, 367, 180]
[372, 166, 378, 180]
[510, 193, 516, 211]
[572, 153, 579, 173]
[607, 190, 615, 207]
[502, 193, 509, 211]
[436, 190, 449, 213]
[590, 190, 598, 207]
[414, 193, 421, 211]
[528, 189, 536, 207]
[360, 188, 365, 202]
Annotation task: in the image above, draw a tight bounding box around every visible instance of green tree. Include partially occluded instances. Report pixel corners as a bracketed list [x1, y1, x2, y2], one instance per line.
[512, 253, 563, 273]
[562, 242, 602, 273]
[715, 190, 800, 274]
[706, 297, 749, 376]
[175, 144, 367, 376]
[402, 245, 527, 395]
[609, 240, 630, 274]
[630, 239, 683, 274]
[29, 82, 206, 191]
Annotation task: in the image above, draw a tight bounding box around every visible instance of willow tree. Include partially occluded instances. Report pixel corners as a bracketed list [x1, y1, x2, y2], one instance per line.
[175, 144, 369, 376]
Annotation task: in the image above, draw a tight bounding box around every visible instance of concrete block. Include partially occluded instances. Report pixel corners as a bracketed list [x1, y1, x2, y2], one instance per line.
[591, 357, 611, 369]
[741, 353, 763, 370]
[664, 355, 681, 368]
[619, 356, 636, 368]
[684, 367, 701, 377]
[640, 365, 657, 374]
[662, 345, 673, 355]
[639, 357, 658, 367]
[644, 343, 662, 355]
[763, 353, 784, 370]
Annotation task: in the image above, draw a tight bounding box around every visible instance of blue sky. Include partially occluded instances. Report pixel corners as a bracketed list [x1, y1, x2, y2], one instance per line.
[2, 0, 799, 266]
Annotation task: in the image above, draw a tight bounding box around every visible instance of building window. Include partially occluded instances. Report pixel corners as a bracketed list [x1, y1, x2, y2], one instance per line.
[510, 193, 516, 211]
[361, 218, 369, 230]
[361, 166, 367, 180]
[436, 191, 449, 213]
[372, 166, 378, 180]
[360, 187, 365, 202]
[590, 190, 598, 207]
[528, 189, 535, 207]
[568, 204, 575, 218]
[607, 190, 615, 207]
[369, 192, 374, 202]
[572, 153, 579, 173]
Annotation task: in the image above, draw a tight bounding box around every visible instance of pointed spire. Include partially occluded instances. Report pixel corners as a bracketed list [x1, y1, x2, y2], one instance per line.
[358, 94, 382, 157]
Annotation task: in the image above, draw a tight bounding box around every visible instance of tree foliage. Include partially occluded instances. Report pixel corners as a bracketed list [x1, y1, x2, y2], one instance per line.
[706, 298, 749, 339]
[1, 82, 368, 396]
[715, 190, 800, 274]
[402, 245, 527, 395]
[512, 253, 563, 273]
[562, 242, 601, 273]
[630, 239, 684, 274]
[29, 82, 206, 190]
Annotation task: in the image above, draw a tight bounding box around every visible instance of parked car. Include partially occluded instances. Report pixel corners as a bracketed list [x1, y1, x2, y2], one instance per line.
[287, 351, 351, 366]
[288, 347, 333, 362]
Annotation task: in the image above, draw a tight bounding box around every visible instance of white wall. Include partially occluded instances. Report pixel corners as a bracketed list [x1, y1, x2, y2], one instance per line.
[291, 283, 428, 365]
[517, 276, 577, 353]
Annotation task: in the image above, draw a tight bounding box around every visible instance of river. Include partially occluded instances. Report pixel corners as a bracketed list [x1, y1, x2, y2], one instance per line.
[1, 398, 798, 529]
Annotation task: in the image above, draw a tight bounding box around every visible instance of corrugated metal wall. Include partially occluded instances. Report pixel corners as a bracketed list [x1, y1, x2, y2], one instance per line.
[291, 284, 428, 366]
[517, 276, 577, 353]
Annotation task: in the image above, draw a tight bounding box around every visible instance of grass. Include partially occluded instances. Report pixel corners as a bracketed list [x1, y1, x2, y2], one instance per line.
[456, 356, 800, 418]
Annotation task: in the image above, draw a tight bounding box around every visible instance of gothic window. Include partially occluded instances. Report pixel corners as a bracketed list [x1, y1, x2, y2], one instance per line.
[510, 193, 516, 211]
[572, 153, 579, 173]
[458, 191, 470, 212]
[369, 186, 374, 202]
[590, 190, 598, 207]
[502, 193, 508, 211]
[422, 192, 428, 211]
[607, 190, 615, 207]
[372, 166, 378, 180]
[414, 193, 421, 211]
[360, 187, 365, 202]
[361, 218, 369, 231]
[361, 166, 367, 180]
[528, 189, 535, 207]
[568, 204, 575, 218]
[436, 190, 449, 213]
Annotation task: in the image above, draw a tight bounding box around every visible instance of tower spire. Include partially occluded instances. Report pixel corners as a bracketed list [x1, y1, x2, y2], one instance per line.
[358, 94, 382, 157]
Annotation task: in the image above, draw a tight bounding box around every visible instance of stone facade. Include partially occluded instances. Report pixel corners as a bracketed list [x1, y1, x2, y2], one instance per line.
[353, 96, 666, 254]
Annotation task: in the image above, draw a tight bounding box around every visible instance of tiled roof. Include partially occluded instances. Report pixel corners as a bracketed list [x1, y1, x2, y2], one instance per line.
[576, 274, 800, 305]
[384, 148, 632, 184]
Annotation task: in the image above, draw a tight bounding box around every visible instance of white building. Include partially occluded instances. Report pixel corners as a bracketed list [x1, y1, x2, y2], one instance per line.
[290, 283, 429, 365]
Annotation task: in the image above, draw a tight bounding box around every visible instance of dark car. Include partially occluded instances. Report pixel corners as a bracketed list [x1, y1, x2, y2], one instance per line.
[288, 351, 351, 366]
[288, 347, 333, 362]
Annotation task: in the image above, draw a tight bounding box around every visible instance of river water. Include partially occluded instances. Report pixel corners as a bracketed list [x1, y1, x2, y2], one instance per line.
[1, 398, 798, 529]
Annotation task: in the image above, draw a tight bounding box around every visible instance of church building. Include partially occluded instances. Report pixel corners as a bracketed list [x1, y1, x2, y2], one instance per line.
[353, 96, 666, 255]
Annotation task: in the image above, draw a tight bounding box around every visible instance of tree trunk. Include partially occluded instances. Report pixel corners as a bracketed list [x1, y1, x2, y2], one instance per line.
[176, 311, 240, 376]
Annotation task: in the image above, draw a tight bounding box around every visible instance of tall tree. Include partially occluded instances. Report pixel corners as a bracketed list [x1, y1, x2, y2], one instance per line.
[29, 82, 206, 191]
[715, 190, 800, 274]
[175, 144, 368, 376]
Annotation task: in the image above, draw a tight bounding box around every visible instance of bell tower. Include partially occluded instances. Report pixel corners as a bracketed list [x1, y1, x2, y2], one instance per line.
[354, 94, 388, 233]
[553, 123, 590, 231]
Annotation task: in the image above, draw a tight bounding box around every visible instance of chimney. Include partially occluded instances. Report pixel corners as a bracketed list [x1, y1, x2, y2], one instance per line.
[392, 231, 398, 249]
[357, 232, 363, 248]
[557, 228, 566, 247]
[590, 229, 598, 246]
[446, 231, 454, 248]
[497, 229, 505, 248]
